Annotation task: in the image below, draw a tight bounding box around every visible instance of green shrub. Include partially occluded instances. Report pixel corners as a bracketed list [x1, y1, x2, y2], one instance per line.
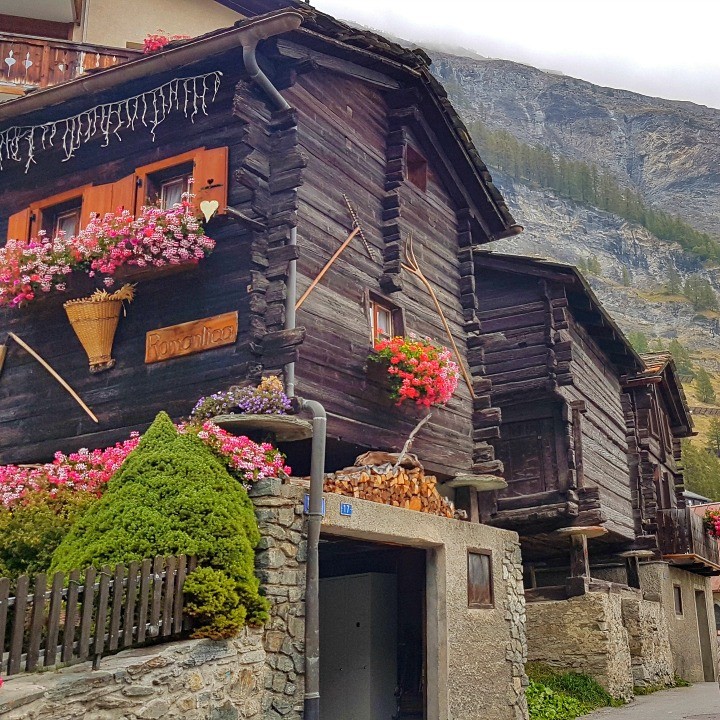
[526, 681, 587, 720]
[51, 411, 269, 638]
[528, 664, 617, 709]
[526, 662, 624, 718]
[0, 488, 96, 580]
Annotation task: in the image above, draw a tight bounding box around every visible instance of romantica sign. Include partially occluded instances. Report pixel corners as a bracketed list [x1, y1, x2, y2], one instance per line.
[145, 311, 238, 363]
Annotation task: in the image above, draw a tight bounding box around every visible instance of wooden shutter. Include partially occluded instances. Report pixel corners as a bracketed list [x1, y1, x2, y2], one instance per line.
[111, 174, 138, 215]
[81, 184, 114, 225]
[193, 147, 228, 218]
[6, 208, 31, 242]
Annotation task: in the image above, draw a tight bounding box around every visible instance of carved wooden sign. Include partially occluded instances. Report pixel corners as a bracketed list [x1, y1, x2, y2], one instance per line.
[145, 311, 238, 364]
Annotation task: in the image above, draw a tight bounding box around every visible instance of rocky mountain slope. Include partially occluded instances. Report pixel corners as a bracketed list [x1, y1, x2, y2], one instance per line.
[423, 51, 720, 377]
[432, 53, 720, 236]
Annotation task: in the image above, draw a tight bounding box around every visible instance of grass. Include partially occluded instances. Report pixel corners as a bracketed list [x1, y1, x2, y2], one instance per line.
[526, 663, 624, 719]
[634, 676, 691, 695]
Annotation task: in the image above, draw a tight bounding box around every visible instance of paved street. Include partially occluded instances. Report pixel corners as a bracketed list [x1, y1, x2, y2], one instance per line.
[583, 683, 719, 719]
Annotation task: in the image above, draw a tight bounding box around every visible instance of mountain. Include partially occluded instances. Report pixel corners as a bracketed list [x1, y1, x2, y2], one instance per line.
[432, 53, 720, 236]
[423, 48, 720, 466]
[425, 55, 718, 343]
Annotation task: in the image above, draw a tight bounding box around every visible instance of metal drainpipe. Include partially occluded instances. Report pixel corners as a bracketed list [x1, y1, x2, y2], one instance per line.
[296, 398, 326, 720]
[242, 42, 297, 398]
[243, 42, 324, 720]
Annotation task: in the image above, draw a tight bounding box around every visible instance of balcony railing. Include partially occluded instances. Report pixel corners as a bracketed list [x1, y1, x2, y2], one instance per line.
[656, 507, 720, 575]
[0, 34, 140, 93]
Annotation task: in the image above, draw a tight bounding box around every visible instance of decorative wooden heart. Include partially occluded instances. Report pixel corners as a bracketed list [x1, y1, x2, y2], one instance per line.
[200, 200, 219, 222]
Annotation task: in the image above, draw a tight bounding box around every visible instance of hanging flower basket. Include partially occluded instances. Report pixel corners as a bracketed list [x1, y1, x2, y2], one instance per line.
[368, 335, 459, 408]
[64, 285, 134, 373]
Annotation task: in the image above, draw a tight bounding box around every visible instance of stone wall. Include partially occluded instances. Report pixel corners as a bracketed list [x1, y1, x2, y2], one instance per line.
[621, 597, 674, 688]
[526, 592, 634, 700]
[526, 587, 678, 699]
[249, 479, 306, 720]
[1, 633, 266, 720]
[640, 562, 718, 682]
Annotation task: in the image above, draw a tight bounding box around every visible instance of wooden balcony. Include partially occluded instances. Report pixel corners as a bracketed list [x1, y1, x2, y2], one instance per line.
[0, 33, 140, 94]
[656, 507, 720, 575]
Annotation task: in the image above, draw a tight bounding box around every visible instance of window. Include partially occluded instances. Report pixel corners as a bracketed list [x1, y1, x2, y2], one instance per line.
[133, 147, 228, 217]
[43, 199, 83, 238]
[144, 162, 193, 210]
[6, 146, 229, 243]
[406, 145, 428, 192]
[674, 585, 683, 615]
[467, 550, 494, 608]
[368, 292, 404, 343]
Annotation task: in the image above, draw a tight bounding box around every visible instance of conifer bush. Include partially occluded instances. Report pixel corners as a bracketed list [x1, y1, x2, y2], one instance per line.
[51, 411, 269, 638]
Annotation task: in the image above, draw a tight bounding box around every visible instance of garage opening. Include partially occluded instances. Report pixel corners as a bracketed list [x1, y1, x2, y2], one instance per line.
[319, 536, 426, 720]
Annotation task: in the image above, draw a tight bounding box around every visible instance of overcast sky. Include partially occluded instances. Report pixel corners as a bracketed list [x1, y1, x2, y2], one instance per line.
[311, 0, 720, 110]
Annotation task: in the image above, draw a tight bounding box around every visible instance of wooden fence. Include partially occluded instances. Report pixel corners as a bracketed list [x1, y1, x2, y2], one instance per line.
[0, 554, 196, 676]
[689, 406, 720, 417]
[0, 34, 139, 91]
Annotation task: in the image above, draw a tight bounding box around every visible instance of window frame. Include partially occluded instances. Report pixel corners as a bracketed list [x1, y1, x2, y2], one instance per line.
[365, 290, 405, 345]
[406, 144, 428, 192]
[467, 549, 494, 609]
[673, 584, 683, 616]
[133, 150, 198, 215]
[31, 186, 90, 238]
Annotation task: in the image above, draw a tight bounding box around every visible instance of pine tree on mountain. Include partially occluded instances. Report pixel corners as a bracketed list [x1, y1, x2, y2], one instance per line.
[695, 368, 716, 404]
[666, 266, 682, 295]
[628, 331, 649, 353]
[667, 340, 694, 376]
[707, 418, 720, 456]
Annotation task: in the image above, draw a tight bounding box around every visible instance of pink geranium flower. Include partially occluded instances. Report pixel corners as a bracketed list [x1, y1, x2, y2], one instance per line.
[0, 193, 214, 308]
[370, 335, 459, 408]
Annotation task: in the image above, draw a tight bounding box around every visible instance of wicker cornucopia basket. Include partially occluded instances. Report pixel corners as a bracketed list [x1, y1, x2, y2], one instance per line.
[63, 285, 134, 372]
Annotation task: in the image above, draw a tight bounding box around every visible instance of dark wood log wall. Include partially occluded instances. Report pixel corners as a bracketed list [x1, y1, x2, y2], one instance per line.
[287, 69, 474, 476]
[473, 268, 628, 536]
[558, 317, 634, 540]
[625, 382, 686, 539]
[0, 69, 283, 463]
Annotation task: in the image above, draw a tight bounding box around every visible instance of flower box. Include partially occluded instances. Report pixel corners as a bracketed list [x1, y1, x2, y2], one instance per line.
[1, 197, 213, 309]
[111, 259, 200, 284]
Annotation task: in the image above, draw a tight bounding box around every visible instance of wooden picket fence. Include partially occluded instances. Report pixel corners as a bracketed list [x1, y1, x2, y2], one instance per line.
[0, 554, 196, 676]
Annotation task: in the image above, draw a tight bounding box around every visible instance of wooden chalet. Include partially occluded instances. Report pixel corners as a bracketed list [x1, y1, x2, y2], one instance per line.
[0, 4, 518, 488]
[472, 252, 720, 591]
[625, 353, 719, 575]
[0, 6, 535, 717]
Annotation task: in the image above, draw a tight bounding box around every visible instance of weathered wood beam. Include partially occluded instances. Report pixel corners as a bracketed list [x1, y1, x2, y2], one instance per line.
[475, 255, 578, 284]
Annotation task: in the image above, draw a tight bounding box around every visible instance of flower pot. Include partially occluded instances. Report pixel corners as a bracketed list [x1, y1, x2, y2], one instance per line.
[110, 260, 199, 284]
[63, 286, 134, 373]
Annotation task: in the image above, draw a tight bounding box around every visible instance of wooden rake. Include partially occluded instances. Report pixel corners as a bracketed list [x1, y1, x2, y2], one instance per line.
[401, 233, 475, 398]
[1, 332, 99, 423]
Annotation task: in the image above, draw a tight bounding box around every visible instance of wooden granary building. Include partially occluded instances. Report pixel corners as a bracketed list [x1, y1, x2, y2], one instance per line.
[473, 252, 718, 688]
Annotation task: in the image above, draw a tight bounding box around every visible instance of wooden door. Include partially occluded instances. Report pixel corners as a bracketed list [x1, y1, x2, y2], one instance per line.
[495, 418, 558, 496]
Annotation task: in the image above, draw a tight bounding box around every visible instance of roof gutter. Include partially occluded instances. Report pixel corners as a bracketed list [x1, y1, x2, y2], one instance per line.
[0, 9, 305, 124]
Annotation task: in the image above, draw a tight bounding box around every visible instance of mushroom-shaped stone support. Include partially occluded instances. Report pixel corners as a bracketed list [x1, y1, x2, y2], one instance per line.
[617, 549, 656, 589]
[445, 474, 509, 491]
[555, 525, 609, 578]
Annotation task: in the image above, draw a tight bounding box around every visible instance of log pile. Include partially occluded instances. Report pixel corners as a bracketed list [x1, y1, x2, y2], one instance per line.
[322, 461, 455, 518]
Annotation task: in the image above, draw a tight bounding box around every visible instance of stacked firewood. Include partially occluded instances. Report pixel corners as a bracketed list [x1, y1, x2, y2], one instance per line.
[321, 452, 455, 518]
